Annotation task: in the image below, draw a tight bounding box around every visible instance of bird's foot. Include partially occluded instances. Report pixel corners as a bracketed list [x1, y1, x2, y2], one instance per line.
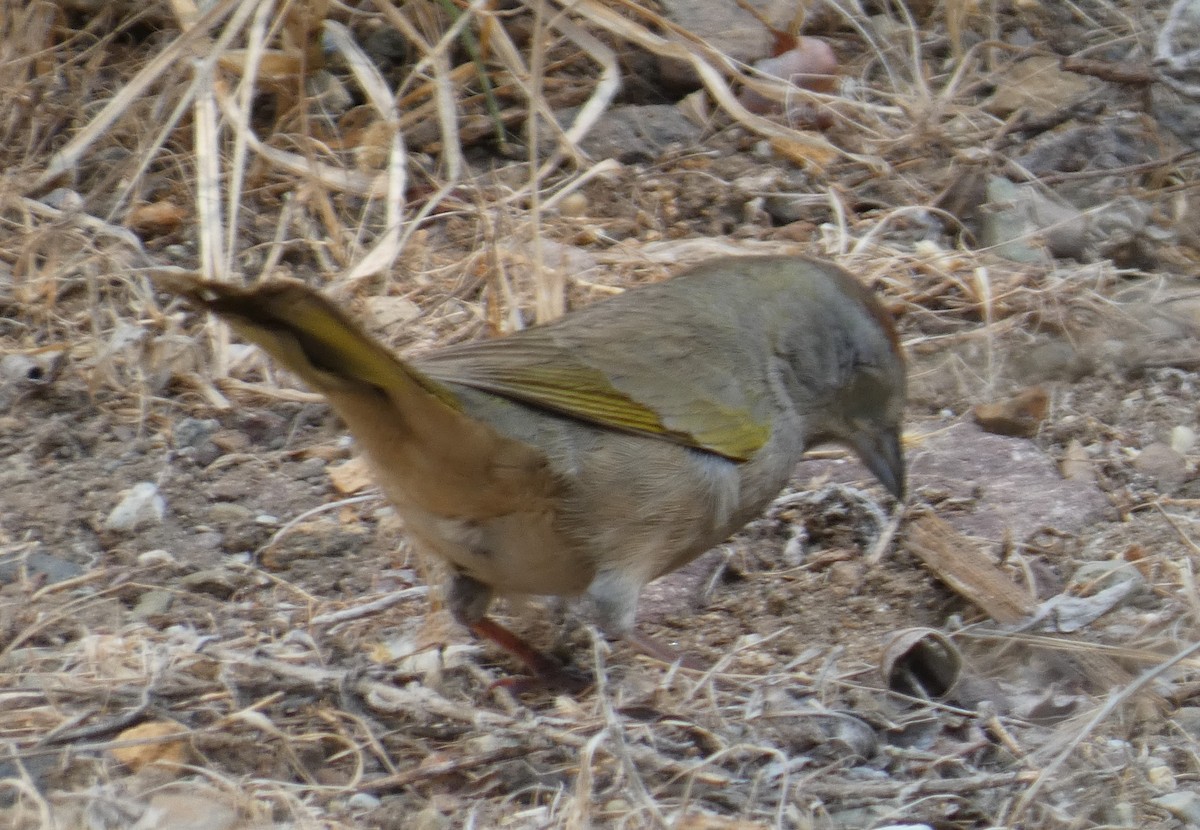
[469, 617, 593, 695]
[487, 666, 593, 696]
[622, 630, 706, 671]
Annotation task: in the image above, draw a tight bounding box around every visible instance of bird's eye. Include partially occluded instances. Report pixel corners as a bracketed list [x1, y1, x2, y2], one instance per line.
[845, 365, 890, 409]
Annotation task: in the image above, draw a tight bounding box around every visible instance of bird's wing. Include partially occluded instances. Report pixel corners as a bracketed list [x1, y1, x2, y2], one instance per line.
[414, 332, 770, 462]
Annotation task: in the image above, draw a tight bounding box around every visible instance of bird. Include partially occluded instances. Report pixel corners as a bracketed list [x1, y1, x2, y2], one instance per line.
[158, 255, 906, 690]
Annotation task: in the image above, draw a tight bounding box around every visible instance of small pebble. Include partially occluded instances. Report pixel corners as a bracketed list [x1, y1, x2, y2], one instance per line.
[295, 457, 328, 480]
[1171, 424, 1196, 455]
[557, 191, 589, 217]
[1152, 791, 1200, 825]
[346, 793, 381, 811]
[43, 188, 83, 210]
[0, 551, 83, 584]
[137, 549, 178, 567]
[0, 354, 39, 382]
[208, 502, 254, 524]
[1133, 442, 1187, 491]
[1146, 763, 1176, 791]
[131, 590, 175, 619]
[105, 483, 166, 532]
[1173, 706, 1200, 739]
[411, 805, 450, 830]
[179, 569, 239, 599]
[173, 418, 219, 450]
[138, 792, 238, 830]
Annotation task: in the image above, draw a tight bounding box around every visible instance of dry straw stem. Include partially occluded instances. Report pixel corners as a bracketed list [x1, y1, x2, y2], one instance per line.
[322, 20, 408, 284]
[369, 0, 621, 316]
[200, 7, 408, 273]
[309, 585, 429, 626]
[18, 0, 1029, 352]
[403, 0, 620, 319]
[202, 646, 738, 784]
[218, 0, 290, 277]
[527, 0, 558, 321]
[560, 0, 867, 170]
[33, 0, 248, 190]
[1009, 638, 1200, 822]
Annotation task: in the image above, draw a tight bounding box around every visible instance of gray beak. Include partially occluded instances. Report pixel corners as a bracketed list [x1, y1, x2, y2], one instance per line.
[852, 426, 905, 500]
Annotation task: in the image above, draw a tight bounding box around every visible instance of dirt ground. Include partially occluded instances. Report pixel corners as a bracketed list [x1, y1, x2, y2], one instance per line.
[3, 1, 1200, 829]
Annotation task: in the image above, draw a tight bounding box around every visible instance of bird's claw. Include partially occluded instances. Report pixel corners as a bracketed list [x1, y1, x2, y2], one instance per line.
[487, 666, 593, 696]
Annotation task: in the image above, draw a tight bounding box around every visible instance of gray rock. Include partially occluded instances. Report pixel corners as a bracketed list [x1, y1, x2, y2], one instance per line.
[1133, 442, 1189, 492]
[0, 550, 85, 585]
[980, 177, 1083, 263]
[1153, 0, 1200, 152]
[131, 589, 175, 619]
[909, 421, 1111, 542]
[570, 104, 701, 163]
[656, 0, 773, 88]
[173, 418, 219, 450]
[208, 502, 255, 525]
[1152, 791, 1200, 825]
[179, 568, 243, 600]
[1173, 706, 1200, 739]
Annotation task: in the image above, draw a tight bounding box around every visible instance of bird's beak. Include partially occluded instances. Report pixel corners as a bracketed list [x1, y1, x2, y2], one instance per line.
[851, 426, 905, 500]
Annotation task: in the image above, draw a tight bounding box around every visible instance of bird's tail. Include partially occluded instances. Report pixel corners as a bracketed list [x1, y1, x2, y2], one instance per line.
[156, 272, 557, 517]
[155, 272, 460, 410]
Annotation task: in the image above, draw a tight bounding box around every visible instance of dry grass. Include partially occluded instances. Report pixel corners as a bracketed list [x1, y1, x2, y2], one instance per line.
[2, 0, 1200, 828]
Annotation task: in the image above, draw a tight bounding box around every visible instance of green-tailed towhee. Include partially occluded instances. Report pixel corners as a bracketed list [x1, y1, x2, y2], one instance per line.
[160, 255, 906, 689]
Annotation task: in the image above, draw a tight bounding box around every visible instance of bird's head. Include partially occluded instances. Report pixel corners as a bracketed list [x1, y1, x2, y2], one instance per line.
[791, 266, 906, 499]
[821, 356, 906, 499]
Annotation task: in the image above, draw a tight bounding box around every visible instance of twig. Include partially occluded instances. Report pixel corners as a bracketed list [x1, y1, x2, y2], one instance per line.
[258, 493, 381, 562]
[1060, 56, 1154, 85]
[310, 586, 430, 625]
[799, 770, 1034, 802]
[358, 743, 547, 793]
[40, 701, 154, 746]
[1009, 639, 1200, 821]
[865, 503, 905, 566]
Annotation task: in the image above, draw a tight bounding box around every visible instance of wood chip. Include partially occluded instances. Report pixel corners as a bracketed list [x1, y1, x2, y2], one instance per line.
[972, 385, 1048, 438]
[905, 512, 1034, 624]
[1060, 438, 1095, 483]
[111, 721, 191, 774]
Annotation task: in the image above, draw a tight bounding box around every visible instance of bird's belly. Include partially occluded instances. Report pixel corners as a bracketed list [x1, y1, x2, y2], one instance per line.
[399, 504, 596, 598]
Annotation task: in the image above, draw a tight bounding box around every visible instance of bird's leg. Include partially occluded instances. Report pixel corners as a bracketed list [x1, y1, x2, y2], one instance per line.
[448, 572, 591, 693]
[588, 570, 706, 671]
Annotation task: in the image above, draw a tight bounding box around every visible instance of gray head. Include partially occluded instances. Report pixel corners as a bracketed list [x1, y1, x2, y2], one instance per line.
[777, 260, 907, 498]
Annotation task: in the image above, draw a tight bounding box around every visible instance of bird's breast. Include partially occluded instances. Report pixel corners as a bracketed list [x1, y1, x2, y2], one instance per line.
[398, 503, 598, 598]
